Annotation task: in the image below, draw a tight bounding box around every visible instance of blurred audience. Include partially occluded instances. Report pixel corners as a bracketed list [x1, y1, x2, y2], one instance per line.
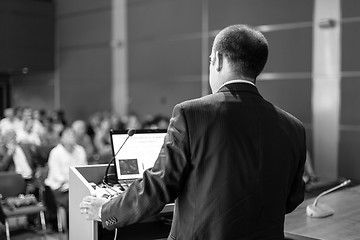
[125, 112, 142, 130]
[0, 105, 169, 231]
[142, 114, 170, 129]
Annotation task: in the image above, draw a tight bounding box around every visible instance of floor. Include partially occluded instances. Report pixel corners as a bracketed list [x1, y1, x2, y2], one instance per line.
[5, 228, 67, 240]
[3, 215, 68, 240]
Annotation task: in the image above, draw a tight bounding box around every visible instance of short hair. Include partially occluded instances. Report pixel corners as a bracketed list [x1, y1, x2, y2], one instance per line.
[213, 24, 269, 79]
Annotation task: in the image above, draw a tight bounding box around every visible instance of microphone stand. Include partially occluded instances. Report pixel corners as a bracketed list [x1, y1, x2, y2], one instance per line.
[103, 129, 135, 186]
[306, 179, 351, 218]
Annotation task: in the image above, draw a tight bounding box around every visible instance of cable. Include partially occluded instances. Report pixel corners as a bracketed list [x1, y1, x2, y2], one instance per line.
[114, 228, 118, 240]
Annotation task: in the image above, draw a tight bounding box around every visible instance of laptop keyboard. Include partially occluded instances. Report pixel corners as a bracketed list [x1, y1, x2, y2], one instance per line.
[119, 179, 136, 189]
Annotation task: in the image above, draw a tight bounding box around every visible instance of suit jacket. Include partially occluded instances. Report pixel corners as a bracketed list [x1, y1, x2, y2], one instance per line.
[101, 83, 306, 240]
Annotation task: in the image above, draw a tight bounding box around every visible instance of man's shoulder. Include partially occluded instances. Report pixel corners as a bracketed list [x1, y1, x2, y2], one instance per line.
[273, 104, 304, 129]
[177, 94, 218, 109]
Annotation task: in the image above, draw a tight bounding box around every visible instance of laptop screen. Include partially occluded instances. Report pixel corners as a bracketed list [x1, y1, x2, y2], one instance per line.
[110, 129, 167, 180]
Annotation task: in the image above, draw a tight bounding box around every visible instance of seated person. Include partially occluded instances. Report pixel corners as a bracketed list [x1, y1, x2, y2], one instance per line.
[44, 127, 87, 228]
[71, 120, 95, 164]
[93, 117, 112, 164]
[0, 130, 36, 189]
[0, 108, 21, 135]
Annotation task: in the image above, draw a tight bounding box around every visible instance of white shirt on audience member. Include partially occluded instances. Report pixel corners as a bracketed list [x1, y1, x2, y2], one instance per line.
[13, 146, 33, 179]
[0, 118, 21, 135]
[45, 143, 87, 191]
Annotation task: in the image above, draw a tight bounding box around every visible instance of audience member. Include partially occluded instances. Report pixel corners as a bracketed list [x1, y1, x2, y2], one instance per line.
[16, 119, 41, 146]
[151, 115, 170, 129]
[110, 113, 126, 131]
[14, 106, 24, 122]
[93, 115, 113, 164]
[0, 108, 21, 134]
[0, 129, 40, 195]
[39, 117, 60, 146]
[86, 112, 102, 142]
[44, 127, 87, 228]
[31, 109, 46, 137]
[124, 112, 142, 130]
[0, 130, 34, 179]
[72, 120, 95, 163]
[49, 109, 67, 136]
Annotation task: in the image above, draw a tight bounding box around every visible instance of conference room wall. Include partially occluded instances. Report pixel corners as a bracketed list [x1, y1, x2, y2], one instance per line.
[127, 0, 313, 149]
[127, 0, 203, 118]
[9, 0, 113, 122]
[339, 0, 360, 180]
[0, 0, 55, 112]
[56, 0, 113, 122]
[0, 0, 54, 72]
[8, 0, 360, 180]
[11, 72, 55, 112]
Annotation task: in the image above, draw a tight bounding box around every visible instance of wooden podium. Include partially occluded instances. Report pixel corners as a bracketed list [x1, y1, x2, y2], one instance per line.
[69, 164, 173, 240]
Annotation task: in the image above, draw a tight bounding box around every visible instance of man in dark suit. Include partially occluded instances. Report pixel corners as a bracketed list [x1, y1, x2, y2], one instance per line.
[80, 24, 306, 239]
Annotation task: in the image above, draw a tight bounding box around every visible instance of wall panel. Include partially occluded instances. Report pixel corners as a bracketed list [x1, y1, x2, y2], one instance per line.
[56, 0, 111, 16]
[342, 23, 360, 72]
[11, 72, 55, 111]
[339, 131, 360, 180]
[58, 11, 111, 47]
[129, 80, 201, 118]
[338, 0, 360, 180]
[129, 39, 202, 79]
[56, 0, 112, 122]
[263, 28, 312, 73]
[0, 0, 54, 72]
[59, 48, 111, 81]
[127, 0, 202, 117]
[209, 0, 313, 29]
[340, 77, 360, 125]
[128, 0, 202, 42]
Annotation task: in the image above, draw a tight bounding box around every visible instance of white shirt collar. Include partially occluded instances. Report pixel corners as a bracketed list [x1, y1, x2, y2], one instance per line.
[219, 79, 255, 90]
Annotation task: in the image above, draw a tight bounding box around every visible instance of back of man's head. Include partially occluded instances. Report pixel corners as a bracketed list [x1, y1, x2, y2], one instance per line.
[213, 24, 268, 80]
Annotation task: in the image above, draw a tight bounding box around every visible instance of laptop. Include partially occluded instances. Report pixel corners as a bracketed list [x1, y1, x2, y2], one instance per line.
[110, 129, 167, 183]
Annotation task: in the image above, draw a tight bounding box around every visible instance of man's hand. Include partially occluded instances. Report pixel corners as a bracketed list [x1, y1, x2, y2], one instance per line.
[80, 196, 109, 222]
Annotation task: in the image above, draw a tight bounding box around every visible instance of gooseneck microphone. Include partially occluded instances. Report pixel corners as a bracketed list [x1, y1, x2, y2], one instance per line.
[306, 179, 351, 218]
[103, 129, 136, 185]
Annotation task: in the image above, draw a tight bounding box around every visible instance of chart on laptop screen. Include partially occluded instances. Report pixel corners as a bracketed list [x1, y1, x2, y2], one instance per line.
[110, 129, 167, 180]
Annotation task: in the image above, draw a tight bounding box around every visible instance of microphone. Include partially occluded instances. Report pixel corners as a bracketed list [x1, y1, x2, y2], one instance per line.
[103, 129, 136, 185]
[306, 179, 351, 218]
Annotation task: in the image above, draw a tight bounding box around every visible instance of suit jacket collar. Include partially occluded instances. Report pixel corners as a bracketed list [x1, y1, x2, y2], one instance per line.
[217, 82, 262, 97]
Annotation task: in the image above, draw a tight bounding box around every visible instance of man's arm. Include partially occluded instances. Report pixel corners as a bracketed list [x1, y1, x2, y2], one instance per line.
[0, 151, 14, 172]
[286, 126, 306, 214]
[99, 104, 190, 230]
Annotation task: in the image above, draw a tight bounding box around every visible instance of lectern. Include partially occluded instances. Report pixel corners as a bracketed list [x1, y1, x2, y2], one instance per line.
[69, 164, 173, 240]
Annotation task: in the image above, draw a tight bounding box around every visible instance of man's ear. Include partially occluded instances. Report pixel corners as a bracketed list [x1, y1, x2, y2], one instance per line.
[215, 51, 223, 72]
